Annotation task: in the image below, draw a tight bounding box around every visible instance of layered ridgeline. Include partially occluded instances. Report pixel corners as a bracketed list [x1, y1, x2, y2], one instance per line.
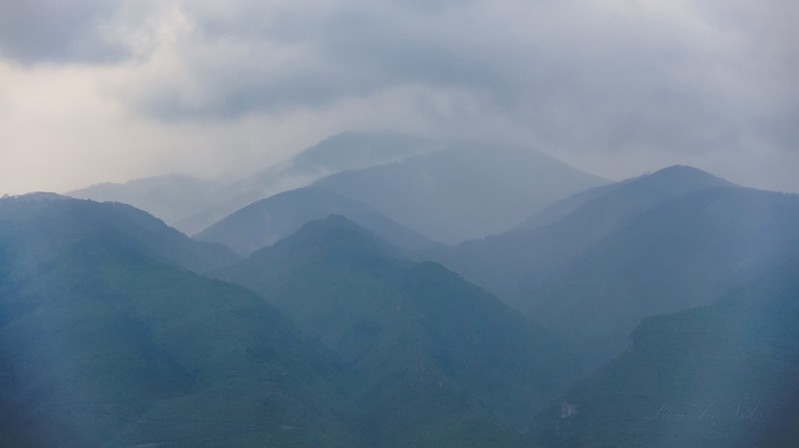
[0, 195, 569, 448]
[196, 186, 435, 254]
[70, 131, 606, 242]
[215, 215, 577, 448]
[0, 193, 237, 273]
[427, 165, 735, 304]
[70, 131, 437, 235]
[0, 194, 356, 447]
[423, 166, 799, 369]
[175, 131, 438, 234]
[315, 142, 607, 243]
[535, 261, 799, 448]
[67, 175, 225, 233]
[526, 186, 799, 368]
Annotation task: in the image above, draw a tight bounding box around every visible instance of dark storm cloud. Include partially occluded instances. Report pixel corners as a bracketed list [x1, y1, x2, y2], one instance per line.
[131, 0, 796, 164]
[0, 0, 129, 63]
[132, 1, 513, 121]
[1, 0, 797, 193]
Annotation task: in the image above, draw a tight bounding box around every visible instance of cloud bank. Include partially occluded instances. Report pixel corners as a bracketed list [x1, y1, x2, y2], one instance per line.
[1, 0, 797, 194]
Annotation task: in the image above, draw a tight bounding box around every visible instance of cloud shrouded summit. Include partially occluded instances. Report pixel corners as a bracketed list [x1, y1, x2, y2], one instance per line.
[0, 0, 797, 195]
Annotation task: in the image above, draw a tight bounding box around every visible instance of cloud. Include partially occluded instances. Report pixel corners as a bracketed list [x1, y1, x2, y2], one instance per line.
[0, 0, 130, 63]
[0, 0, 797, 194]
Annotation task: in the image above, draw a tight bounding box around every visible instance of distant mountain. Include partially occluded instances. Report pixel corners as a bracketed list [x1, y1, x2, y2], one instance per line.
[426, 165, 736, 305]
[536, 261, 799, 448]
[176, 131, 439, 234]
[316, 142, 608, 243]
[0, 194, 358, 447]
[215, 215, 576, 447]
[68, 174, 224, 228]
[0, 195, 566, 448]
[196, 186, 436, 254]
[285, 130, 434, 174]
[526, 186, 799, 368]
[0, 194, 237, 273]
[69, 131, 438, 235]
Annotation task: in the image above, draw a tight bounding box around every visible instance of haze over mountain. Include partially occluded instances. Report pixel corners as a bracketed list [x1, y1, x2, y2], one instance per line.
[316, 142, 608, 243]
[427, 165, 735, 304]
[3, 0, 798, 445]
[527, 186, 799, 367]
[215, 215, 577, 445]
[0, 193, 237, 274]
[68, 174, 225, 230]
[1, 195, 576, 448]
[196, 186, 435, 254]
[175, 131, 439, 234]
[536, 261, 799, 448]
[4, 159, 799, 447]
[69, 131, 438, 235]
[0, 194, 357, 447]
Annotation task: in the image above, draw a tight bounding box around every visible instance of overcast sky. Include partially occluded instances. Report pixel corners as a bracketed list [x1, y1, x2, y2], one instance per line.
[1, 0, 797, 195]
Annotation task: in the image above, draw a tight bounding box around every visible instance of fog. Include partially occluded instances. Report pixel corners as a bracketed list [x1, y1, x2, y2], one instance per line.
[1, 0, 797, 195]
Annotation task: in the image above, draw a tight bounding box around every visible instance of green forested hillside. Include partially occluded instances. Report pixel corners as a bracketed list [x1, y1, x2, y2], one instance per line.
[535, 261, 799, 448]
[0, 194, 237, 273]
[0, 196, 560, 448]
[217, 215, 575, 447]
[0, 196, 356, 447]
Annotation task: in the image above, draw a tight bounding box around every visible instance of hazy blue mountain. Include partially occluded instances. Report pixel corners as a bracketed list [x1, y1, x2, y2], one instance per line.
[175, 131, 439, 234]
[68, 131, 437, 235]
[510, 183, 618, 233]
[426, 165, 736, 304]
[0, 194, 358, 447]
[0, 195, 559, 448]
[216, 215, 576, 447]
[196, 186, 436, 254]
[536, 261, 799, 448]
[526, 186, 799, 368]
[286, 130, 434, 174]
[68, 174, 224, 228]
[0, 194, 237, 273]
[316, 142, 608, 243]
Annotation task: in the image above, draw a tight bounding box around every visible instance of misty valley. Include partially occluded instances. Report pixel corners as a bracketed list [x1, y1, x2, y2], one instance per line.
[2, 132, 799, 448]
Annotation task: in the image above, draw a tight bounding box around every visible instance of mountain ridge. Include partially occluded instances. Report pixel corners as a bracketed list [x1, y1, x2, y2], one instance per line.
[424, 164, 738, 305]
[215, 215, 578, 445]
[196, 186, 437, 254]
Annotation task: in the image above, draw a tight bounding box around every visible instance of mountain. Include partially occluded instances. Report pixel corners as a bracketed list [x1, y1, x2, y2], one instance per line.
[535, 261, 799, 448]
[174, 131, 438, 234]
[196, 186, 436, 254]
[526, 186, 799, 367]
[0, 194, 237, 273]
[505, 162, 729, 236]
[0, 195, 564, 448]
[285, 130, 434, 174]
[68, 174, 224, 229]
[68, 131, 437, 235]
[315, 142, 608, 243]
[426, 165, 736, 305]
[0, 194, 358, 447]
[215, 215, 576, 447]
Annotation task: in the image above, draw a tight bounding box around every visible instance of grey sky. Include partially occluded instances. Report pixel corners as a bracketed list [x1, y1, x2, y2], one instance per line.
[1, 0, 797, 195]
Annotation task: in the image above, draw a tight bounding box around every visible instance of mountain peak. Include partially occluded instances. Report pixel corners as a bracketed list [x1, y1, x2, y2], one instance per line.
[0, 195, 236, 273]
[290, 130, 434, 172]
[642, 164, 735, 189]
[2, 192, 71, 203]
[254, 213, 398, 266]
